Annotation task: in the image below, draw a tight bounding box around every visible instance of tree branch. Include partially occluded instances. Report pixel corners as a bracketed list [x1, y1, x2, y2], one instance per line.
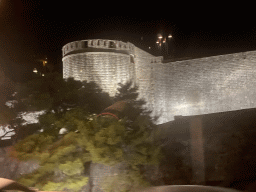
[0, 130, 15, 139]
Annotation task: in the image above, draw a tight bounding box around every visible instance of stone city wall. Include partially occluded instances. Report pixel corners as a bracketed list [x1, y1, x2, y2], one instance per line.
[156, 50, 256, 123]
[133, 46, 163, 111]
[63, 40, 256, 124]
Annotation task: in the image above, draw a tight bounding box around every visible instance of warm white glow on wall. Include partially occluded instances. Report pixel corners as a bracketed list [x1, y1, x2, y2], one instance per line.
[63, 39, 256, 124]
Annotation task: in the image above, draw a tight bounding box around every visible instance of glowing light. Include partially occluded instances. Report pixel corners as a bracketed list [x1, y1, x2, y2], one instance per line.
[168, 34, 172, 38]
[43, 60, 47, 66]
[33, 68, 37, 73]
[158, 35, 163, 39]
[42, 74, 44, 76]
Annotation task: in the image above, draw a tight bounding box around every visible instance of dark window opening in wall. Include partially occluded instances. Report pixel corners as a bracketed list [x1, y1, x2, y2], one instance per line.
[71, 44, 73, 48]
[109, 41, 116, 48]
[130, 55, 135, 63]
[82, 41, 88, 48]
[91, 41, 94, 46]
[97, 40, 100, 46]
[104, 41, 107, 46]
[75, 42, 78, 48]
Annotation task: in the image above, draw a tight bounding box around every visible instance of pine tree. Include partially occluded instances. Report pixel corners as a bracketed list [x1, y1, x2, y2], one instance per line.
[15, 72, 82, 115]
[114, 80, 147, 118]
[8, 79, 163, 192]
[114, 80, 160, 144]
[9, 131, 90, 192]
[13, 72, 112, 139]
[10, 111, 163, 192]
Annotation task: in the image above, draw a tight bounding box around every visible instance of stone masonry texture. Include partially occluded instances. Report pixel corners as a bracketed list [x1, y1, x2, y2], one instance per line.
[0, 146, 40, 180]
[62, 39, 256, 124]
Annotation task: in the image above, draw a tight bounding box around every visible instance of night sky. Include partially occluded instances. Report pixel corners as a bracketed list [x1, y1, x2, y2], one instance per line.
[1, 0, 256, 82]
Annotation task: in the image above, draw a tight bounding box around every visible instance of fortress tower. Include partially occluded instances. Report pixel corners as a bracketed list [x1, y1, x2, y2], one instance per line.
[63, 39, 256, 124]
[62, 39, 136, 97]
[62, 39, 162, 119]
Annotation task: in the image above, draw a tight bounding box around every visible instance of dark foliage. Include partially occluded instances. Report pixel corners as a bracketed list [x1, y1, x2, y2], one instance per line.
[113, 80, 160, 138]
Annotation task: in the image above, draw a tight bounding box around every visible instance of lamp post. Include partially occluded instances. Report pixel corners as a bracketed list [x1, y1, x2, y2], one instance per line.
[156, 34, 172, 58]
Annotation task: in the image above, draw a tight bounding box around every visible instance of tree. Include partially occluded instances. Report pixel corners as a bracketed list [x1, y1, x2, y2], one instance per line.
[39, 107, 91, 139]
[77, 81, 113, 114]
[113, 80, 160, 145]
[12, 72, 112, 138]
[114, 80, 149, 119]
[15, 72, 112, 116]
[15, 72, 81, 114]
[8, 79, 163, 192]
[0, 105, 16, 126]
[76, 115, 163, 192]
[0, 124, 15, 140]
[0, 70, 16, 125]
[9, 111, 162, 192]
[9, 131, 90, 192]
[0, 70, 18, 146]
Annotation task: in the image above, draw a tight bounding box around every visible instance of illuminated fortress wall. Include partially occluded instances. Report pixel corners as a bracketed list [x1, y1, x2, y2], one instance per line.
[159, 51, 256, 123]
[63, 39, 256, 124]
[133, 45, 163, 110]
[62, 39, 135, 97]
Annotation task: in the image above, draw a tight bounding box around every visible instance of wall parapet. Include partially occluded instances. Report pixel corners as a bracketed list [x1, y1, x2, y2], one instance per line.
[62, 39, 135, 57]
[151, 56, 163, 63]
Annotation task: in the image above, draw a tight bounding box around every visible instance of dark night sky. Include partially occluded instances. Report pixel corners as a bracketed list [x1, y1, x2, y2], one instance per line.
[1, 0, 256, 82]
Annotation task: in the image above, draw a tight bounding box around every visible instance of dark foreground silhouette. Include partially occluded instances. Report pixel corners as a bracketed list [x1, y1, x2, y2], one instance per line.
[138, 185, 242, 192]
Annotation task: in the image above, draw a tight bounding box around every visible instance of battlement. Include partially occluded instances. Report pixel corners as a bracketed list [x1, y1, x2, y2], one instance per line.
[150, 56, 163, 63]
[62, 39, 135, 57]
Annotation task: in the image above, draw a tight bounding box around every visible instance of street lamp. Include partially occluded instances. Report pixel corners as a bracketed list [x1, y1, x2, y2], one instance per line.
[156, 33, 173, 57]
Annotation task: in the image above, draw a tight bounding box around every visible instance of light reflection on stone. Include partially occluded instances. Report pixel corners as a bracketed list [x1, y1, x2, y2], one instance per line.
[63, 39, 256, 124]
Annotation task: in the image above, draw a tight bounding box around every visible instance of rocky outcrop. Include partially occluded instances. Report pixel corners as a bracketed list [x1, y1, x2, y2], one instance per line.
[0, 147, 40, 180]
[87, 162, 128, 192]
